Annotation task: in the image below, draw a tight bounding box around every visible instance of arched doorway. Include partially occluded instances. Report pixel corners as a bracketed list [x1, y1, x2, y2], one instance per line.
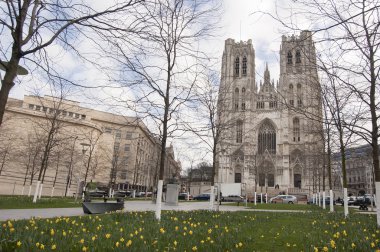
[290, 149, 304, 188]
[257, 160, 275, 188]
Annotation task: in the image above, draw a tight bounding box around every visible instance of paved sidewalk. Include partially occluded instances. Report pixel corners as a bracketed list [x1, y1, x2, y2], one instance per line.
[0, 201, 310, 221]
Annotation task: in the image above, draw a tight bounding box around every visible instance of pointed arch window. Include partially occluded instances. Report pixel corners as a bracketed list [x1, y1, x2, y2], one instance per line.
[293, 117, 300, 142]
[297, 84, 302, 107]
[242, 56, 247, 76]
[296, 50, 301, 63]
[258, 121, 276, 154]
[235, 57, 240, 76]
[236, 120, 243, 143]
[287, 51, 293, 64]
[241, 87, 246, 111]
[289, 84, 293, 91]
[234, 88, 239, 111]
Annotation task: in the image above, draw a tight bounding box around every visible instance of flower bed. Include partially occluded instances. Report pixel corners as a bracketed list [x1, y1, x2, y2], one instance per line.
[1, 210, 379, 251]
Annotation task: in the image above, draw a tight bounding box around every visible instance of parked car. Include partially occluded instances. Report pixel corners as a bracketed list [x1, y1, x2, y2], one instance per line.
[114, 190, 132, 198]
[269, 195, 298, 204]
[178, 193, 193, 200]
[193, 193, 211, 201]
[348, 196, 357, 206]
[324, 196, 336, 205]
[354, 196, 375, 207]
[222, 195, 244, 202]
[87, 188, 108, 198]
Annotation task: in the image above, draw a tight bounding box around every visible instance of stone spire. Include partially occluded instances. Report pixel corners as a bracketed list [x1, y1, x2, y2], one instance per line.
[264, 62, 270, 84]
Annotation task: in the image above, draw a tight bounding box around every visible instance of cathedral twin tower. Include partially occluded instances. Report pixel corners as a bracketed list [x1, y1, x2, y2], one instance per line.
[217, 31, 323, 195]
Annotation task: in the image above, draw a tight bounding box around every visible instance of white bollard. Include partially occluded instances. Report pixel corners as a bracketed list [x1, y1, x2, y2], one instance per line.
[322, 191, 326, 209]
[260, 193, 263, 204]
[254, 192, 257, 206]
[344, 188, 349, 218]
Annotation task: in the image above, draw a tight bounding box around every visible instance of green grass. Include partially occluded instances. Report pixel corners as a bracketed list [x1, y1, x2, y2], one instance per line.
[0, 196, 81, 209]
[1, 210, 379, 251]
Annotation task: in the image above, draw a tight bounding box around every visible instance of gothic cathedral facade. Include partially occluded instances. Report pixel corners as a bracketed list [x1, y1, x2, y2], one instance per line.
[217, 31, 323, 195]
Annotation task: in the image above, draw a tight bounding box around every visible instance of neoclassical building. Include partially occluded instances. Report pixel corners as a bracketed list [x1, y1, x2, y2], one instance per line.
[0, 95, 181, 196]
[217, 31, 324, 196]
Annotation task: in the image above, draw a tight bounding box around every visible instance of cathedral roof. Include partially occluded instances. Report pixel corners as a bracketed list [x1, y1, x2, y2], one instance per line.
[258, 63, 276, 95]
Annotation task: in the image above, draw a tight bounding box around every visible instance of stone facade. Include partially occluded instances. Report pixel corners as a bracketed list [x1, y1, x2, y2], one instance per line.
[217, 31, 324, 196]
[0, 95, 181, 196]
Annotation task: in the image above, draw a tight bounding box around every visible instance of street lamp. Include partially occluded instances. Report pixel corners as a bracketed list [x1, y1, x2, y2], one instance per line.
[80, 142, 91, 199]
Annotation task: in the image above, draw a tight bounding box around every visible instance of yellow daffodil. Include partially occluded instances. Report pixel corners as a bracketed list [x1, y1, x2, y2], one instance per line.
[140, 235, 144, 240]
[80, 239, 84, 244]
[239, 242, 243, 247]
[371, 242, 375, 248]
[330, 240, 336, 249]
[40, 244, 45, 249]
[106, 233, 111, 239]
[92, 236, 96, 241]
[51, 244, 56, 250]
[36, 242, 40, 248]
[314, 246, 318, 252]
[120, 237, 125, 242]
[82, 246, 87, 252]
[208, 228, 212, 234]
[115, 242, 120, 247]
[126, 240, 132, 247]
[322, 246, 328, 252]
[189, 230, 193, 235]
[16, 241, 21, 247]
[192, 246, 197, 251]
[174, 241, 178, 246]
[351, 243, 355, 248]
[175, 226, 179, 231]
[50, 229, 55, 236]
[63, 231, 66, 236]
[160, 227, 165, 234]
[201, 240, 204, 244]
[120, 228, 123, 232]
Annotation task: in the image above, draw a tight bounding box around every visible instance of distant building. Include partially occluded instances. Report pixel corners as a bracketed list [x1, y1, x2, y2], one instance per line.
[0, 95, 181, 196]
[332, 144, 375, 196]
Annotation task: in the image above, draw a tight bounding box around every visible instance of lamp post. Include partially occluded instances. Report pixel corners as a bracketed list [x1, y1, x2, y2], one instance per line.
[80, 143, 90, 199]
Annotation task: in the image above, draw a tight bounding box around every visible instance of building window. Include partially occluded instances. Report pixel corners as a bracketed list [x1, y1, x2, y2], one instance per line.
[258, 121, 276, 154]
[114, 142, 120, 151]
[269, 101, 277, 109]
[289, 84, 293, 91]
[124, 144, 130, 151]
[296, 50, 301, 63]
[43, 107, 48, 112]
[236, 120, 243, 143]
[75, 113, 79, 119]
[256, 101, 264, 109]
[29, 104, 34, 109]
[105, 127, 112, 133]
[115, 130, 121, 139]
[293, 117, 300, 142]
[235, 173, 241, 183]
[120, 170, 127, 179]
[81, 114, 86, 120]
[297, 99, 302, 107]
[268, 174, 275, 187]
[234, 57, 240, 76]
[234, 88, 239, 111]
[62, 110, 67, 116]
[242, 56, 247, 76]
[290, 100, 294, 106]
[259, 173, 265, 187]
[287, 51, 293, 64]
[36, 105, 41, 111]
[241, 87, 246, 111]
[68, 111, 73, 117]
[126, 132, 133, 139]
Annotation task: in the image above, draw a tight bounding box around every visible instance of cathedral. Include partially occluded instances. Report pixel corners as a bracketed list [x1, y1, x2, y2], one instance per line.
[217, 31, 324, 196]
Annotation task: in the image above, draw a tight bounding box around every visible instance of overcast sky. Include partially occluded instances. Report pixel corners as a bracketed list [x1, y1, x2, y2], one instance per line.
[7, 0, 310, 169]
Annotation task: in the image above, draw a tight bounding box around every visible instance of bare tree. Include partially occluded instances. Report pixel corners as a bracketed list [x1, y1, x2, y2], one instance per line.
[0, 0, 144, 126]
[97, 0, 219, 220]
[261, 0, 379, 222]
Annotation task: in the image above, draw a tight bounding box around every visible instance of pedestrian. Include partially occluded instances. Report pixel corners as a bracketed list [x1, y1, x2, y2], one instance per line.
[219, 191, 222, 205]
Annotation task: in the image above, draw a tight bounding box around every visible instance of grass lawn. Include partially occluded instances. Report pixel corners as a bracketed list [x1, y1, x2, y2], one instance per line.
[0, 196, 81, 209]
[1, 209, 379, 251]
